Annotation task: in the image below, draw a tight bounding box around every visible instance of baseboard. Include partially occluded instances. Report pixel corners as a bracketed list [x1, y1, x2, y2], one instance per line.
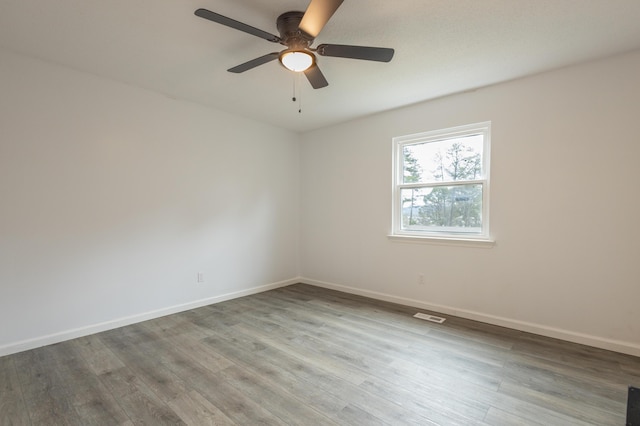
[5, 277, 637, 358]
[0, 277, 299, 357]
[300, 277, 640, 358]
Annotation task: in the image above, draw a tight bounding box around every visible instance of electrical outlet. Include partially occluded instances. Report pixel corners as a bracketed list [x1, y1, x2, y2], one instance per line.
[197, 272, 204, 283]
[419, 273, 425, 285]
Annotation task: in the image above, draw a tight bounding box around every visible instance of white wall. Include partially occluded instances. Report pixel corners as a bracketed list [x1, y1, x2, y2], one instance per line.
[2, 46, 639, 358]
[0, 49, 300, 354]
[299, 50, 640, 356]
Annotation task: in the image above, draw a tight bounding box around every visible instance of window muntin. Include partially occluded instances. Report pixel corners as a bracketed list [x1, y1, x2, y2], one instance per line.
[393, 122, 491, 240]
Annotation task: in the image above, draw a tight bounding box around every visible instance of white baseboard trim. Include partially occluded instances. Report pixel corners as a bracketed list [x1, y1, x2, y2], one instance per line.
[300, 277, 640, 358]
[0, 277, 299, 357]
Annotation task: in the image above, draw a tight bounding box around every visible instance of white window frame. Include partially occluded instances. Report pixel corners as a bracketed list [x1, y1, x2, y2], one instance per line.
[391, 122, 492, 244]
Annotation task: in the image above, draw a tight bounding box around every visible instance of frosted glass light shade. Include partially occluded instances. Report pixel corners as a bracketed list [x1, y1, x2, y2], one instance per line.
[280, 51, 314, 72]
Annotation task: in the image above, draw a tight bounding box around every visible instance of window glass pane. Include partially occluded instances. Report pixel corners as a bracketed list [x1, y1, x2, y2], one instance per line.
[403, 134, 483, 184]
[400, 184, 483, 233]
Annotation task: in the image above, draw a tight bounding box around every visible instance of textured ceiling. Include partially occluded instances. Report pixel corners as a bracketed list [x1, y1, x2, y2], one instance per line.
[1, 0, 640, 132]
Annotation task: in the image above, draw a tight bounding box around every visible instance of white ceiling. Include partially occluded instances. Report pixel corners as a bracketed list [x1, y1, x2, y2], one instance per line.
[1, 0, 640, 132]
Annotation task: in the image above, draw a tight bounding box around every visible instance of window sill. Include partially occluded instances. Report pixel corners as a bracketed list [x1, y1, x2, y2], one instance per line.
[387, 234, 495, 248]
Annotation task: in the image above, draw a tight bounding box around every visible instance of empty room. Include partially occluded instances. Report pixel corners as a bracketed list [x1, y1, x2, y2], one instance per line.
[1, 0, 639, 424]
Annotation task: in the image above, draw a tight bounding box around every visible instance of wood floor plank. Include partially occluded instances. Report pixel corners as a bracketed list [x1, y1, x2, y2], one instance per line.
[138, 317, 235, 374]
[198, 328, 350, 419]
[71, 334, 126, 376]
[218, 318, 462, 424]
[336, 404, 391, 426]
[0, 283, 637, 425]
[497, 379, 620, 426]
[482, 406, 547, 426]
[358, 378, 487, 425]
[216, 363, 338, 425]
[166, 364, 290, 425]
[0, 389, 31, 426]
[139, 314, 335, 424]
[501, 355, 627, 413]
[13, 345, 88, 425]
[99, 328, 193, 404]
[0, 354, 31, 425]
[142, 334, 290, 425]
[167, 390, 235, 425]
[98, 366, 186, 425]
[46, 340, 131, 425]
[0, 355, 22, 393]
[244, 292, 504, 396]
[267, 295, 506, 388]
[222, 317, 370, 386]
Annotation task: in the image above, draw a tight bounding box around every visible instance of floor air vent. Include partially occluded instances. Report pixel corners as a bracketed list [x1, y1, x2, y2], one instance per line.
[413, 313, 446, 323]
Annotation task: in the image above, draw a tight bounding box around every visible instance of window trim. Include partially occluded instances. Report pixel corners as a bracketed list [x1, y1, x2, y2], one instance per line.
[391, 121, 492, 243]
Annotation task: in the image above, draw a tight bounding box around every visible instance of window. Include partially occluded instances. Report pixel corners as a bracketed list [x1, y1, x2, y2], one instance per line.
[392, 122, 491, 241]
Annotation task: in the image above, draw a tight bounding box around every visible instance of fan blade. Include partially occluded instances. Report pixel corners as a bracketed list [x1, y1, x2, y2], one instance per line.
[316, 44, 394, 62]
[195, 9, 281, 43]
[304, 64, 329, 89]
[299, 0, 344, 38]
[228, 52, 280, 73]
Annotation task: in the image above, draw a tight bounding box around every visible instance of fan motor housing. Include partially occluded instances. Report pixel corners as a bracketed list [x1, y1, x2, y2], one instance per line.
[277, 11, 313, 49]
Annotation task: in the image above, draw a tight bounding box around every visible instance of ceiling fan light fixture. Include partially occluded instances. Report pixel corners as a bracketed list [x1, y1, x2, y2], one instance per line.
[279, 50, 314, 72]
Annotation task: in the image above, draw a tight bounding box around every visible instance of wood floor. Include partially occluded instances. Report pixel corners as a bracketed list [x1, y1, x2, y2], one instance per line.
[1, 284, 639, 425]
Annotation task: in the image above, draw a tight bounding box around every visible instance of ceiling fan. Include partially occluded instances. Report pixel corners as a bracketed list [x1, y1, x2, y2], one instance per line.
[195, 0, 394, 89]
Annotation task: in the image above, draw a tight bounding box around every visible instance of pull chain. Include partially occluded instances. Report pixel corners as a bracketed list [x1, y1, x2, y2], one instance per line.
[292, 73, 303, 114]
[292, 76, 297, 103]
[298, 73, 303, 114]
